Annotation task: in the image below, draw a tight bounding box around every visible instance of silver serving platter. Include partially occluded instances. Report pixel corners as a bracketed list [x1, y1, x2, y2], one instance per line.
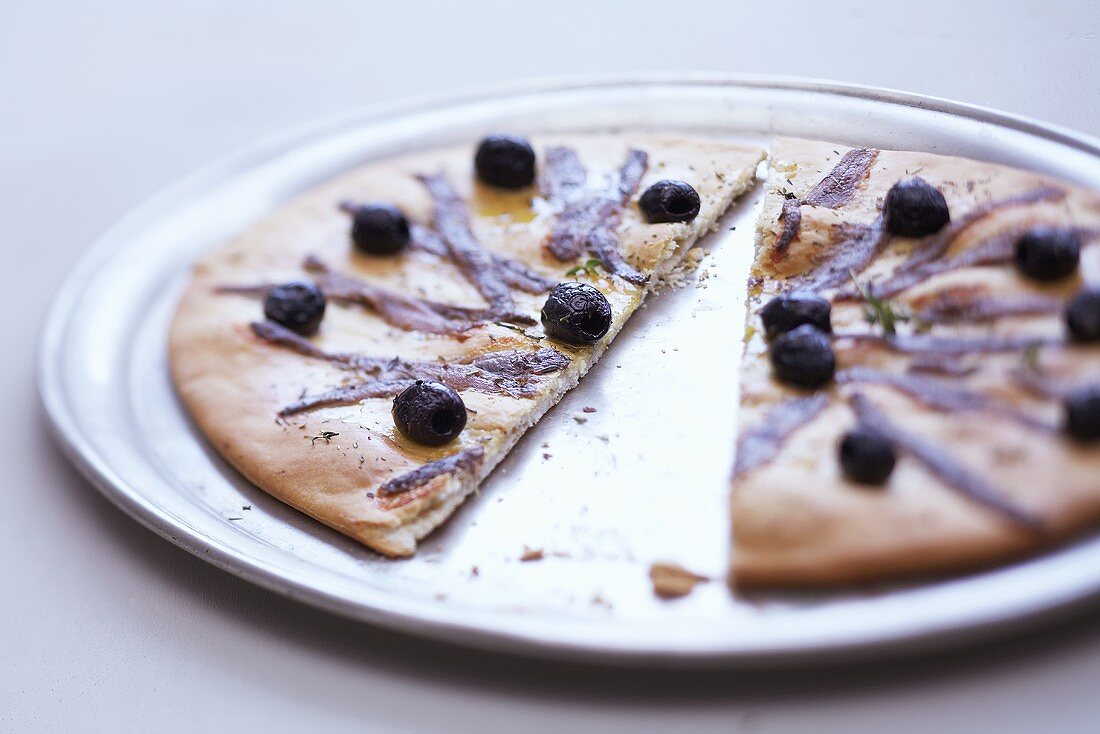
[38, 76, 1100, 666]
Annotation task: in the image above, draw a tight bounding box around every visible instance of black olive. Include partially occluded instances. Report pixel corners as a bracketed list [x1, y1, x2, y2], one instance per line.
[263, 282, 326, 336]
[638, 180, 701, 224]
[1065, 384, 1100, 443]
[474, 134, 536, 189]
[392, 381, 468, 446]
[540, 282, 612, 346]
[768, 324, 836, 389]
[1015, 226, 1081, 282]
[1067, 288, 1100, 343]
[882, 177, 951, 237]
[759, 291, 832, 339]
[839, 428, 897, 485]
[351, 203, 410, 255]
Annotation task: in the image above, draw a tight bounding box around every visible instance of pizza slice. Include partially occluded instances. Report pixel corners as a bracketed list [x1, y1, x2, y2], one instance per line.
[731, 136, 1100, 587]
[170, 132, 764, 556]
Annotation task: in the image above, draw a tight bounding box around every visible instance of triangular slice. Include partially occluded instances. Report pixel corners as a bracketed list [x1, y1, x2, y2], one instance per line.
[171, 133, 764, 556]
[732, 136, 1100, 587]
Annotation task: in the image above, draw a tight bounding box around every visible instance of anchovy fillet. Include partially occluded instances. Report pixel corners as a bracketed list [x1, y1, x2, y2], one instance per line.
[543, 147, 648, 284]
[732, 394, 829, 479]
[772, 147, 879, 257]
[378, 446, 486, 497]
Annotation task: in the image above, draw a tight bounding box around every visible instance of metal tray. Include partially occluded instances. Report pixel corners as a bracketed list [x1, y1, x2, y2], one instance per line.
[38, 76, 1100, 666]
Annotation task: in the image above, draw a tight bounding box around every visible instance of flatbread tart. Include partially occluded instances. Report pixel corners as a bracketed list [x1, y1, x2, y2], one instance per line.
[170, 132, 764, 556]
[171, 124, 1100, 588]
[731, 137, 1100, 587]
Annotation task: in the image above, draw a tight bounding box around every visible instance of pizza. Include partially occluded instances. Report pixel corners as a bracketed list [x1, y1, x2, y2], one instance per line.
[731, 137, 1100, 587]
[169, 132, 765, 556]
[171, 124, 1100, 588]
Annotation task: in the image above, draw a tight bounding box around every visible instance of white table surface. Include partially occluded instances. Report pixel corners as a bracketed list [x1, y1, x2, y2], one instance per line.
[5, 1, 1100, 731]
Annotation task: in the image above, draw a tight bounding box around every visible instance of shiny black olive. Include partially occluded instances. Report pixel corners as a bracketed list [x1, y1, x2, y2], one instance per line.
[263, 282, 326, 336]
[883, 177, 950, 237]
[1015, 226, 1081, 282]
[392, 381, 467, 446]
[474, 134, 536, 189]
[638, 180, 701, 224]
[540, 282, 612, 346]
[768, 324, 836, 389]
[759, 291, 832, 339]
[1067, 288, 1100, 343]
[351, 203, 410, 255]
[1065, 384, 1100, 443]
[839, 427, 897, 485]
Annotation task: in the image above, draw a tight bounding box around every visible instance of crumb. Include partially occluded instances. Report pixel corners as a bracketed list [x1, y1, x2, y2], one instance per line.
[542, 452, 552, 460]
[654, 246, 708, 290]
[520, 546, 545, 562]
[470, 566, 479, 577]
[241, 505, 251, 511]
[591, 594, 613, 609]
[573, 415, 588, 424]
[649, 562, 709, 599]
[582, 406, 597, 414]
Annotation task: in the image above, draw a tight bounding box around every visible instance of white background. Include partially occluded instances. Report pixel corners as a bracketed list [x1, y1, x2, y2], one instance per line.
[5, 1, 1100, 731]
